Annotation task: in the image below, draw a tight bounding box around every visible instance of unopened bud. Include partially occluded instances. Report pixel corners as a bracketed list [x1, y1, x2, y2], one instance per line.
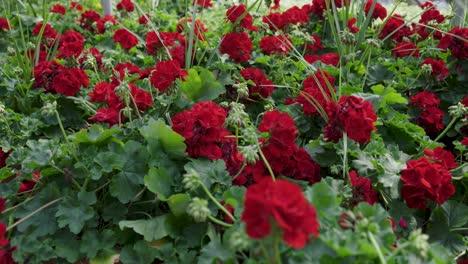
[182, 169, 201, 191]
[187, 197, 211, 222]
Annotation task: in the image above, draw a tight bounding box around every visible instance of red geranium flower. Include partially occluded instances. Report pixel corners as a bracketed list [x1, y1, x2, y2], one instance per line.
[70, 1, 83, 11]
[130, 84, 153, 111]
[33, 60, 65, 93]
[421, 58, 449, 80]
[282, 6, 309, 26]
[305, 34, 324, 51]
[58, 30, 84, 58]
[410, 91, 439, 108]
[226, 4, 258, 32]
[240, 68, 275, 98]
[145, 31, 182, 55]
[410, 91, 444, 133]
[438, 26, 468, 59]
[349, 170, 379, 206]
[262, 12, 286, 31]
[150, 60, 187, 92]
[0, 197, 5, 213]
[347, 18, 359, 33]
[325, 95, 377, 144]
[401, 157, 455, 209]
[419, 3, 445, 24]
[96, 14, 116, 34]
[0, 148, 10, 168]
[461, 137, 468, 146]
[0, 222, 10, 247]
[364, 0, 387, 20]
[80, 10, 101, 32]
[52, 68, 89, 96]
[192, 0, 212, 8]
[379, 14, 413, 42]
[424, 147, 458, 170]
[116, 0, 135, 12]
[260, 35, 292, 55]
[392, 42, 420, 58]
[177, 18, 208, 41]
[89, 107, 122, 126]
[241, 177, 320, 249]
[32, 23, 58, 39]
[114, 29, 139, 50]
[220, 32, 252, 63]
[18, 170, 41, 194]
[51, 4, 66, 15]
[0, 18, 10, 31]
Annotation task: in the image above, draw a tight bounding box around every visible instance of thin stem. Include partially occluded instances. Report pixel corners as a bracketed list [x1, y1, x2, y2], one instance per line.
[433, 117, 458, 143]
[201, 184, 236, 222]
[274, 234, 282, 264]
[208, 215, 233, 228]
[342, 132, 348, 179]
[368, 232, 387, 264]
[7, 198, 63, 231]
[257, 142, 275, 180]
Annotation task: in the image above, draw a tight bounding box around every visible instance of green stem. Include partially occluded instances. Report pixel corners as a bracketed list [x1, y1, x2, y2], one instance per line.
[201, 184, 236, 222]
[433, 117, 458, 143]
[7, 198, 62, 231]
[342, 132, 348, 179]
[257, 141, 275, 180]
[368, 232, 387, 264]
[208, 215, 233, 228]
[1, 196, 34, 214]
[274, 234, 282, 264]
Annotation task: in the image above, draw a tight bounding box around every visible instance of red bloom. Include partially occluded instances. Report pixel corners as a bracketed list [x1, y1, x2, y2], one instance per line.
[130, 84, 153, 111]
[392, 42, 420, 58]
[116, 0, 135, 12]
[325, 95, 377, 144]
[379, 14, 413, 42]
[347, 18, 359, 33]
[410, 91, 444, 133]
[114, 29, 139, 50]
[0, 222, 9, 247]
[220, 32, 252, 63]
[177, 18, 208, 41]
[70, 1, 83, 11]
[401, 157, 455, 209]
[421, 58, 449, 80]
[150, 60, 187, 92]
[51, 4, 66, 15]
[438, 26, 468, 59]
[240, 68, 274, 98]
[32, 23, 58, 39]
[33, 60, 65, 93]
[192, 0, 212, 8]
[89, 107, 122, 126]
[52, 68, 89, 96]
[461, 137, 468, 146]
[80, 10, 101, 32]
[139, 14, 150, 25]
[305, 34, 324, 51]
[145, 31, 181, 55]
[58, 30, 84, 58]
[262, 12, 286, 31]
[349, 170, 379, 206]
[18, 171, 41, 194]
[364, 0, 387, 20]
[0, 197, 5, 213]
[0, 246, 16, 264]
[271, 0, 280, 9]
[318, 52, 340, 66]
[282, 6, 309, 26]
[419, 3, 445, 24]
[241, 178, 320, 249]
[96, 14, 116, 34]
[424, 147, 458, 170]
[0, 148, 10, 168]
[260, 35, 292, 55]
[0, 18, 10, 31]
[226, 4, 258, 31]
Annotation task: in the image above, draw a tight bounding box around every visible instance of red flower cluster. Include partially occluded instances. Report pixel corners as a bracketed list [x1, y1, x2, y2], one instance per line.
[238, 110, 321, 185]
[172, 101, 243, 176]
[226, 4, 258, 31]
[262, 5, 310, 31]
[0, 148, 10, 168]
[349, 170, 379, 206]
[192, 0, 213, 8]
[424, 147, 458, 170]
[421, 58, 449, 80]
[51, 4, 66, 15]
[146, 31, 185, 65]
[364, 0, 387, 20]
[287, 69, 336, 116]
[51, 68, 89, 96]
[33, 60, 65, 92]
[117, 0, 134, 12]
[58, 30, 84, 58]
[0, 197, 5, 213]
[325, 95, 377, 144]
[392, 42, 420, 58]
[241, 177, 320, 249]
[438, 26, 468, 60]
[18, 170, 41, 194]
[239, 68, 275, 98]
[379, 14, 413, 42]
[177, 18, 208, 41]
[410, 91, 444, 134]
[311, 0, 350, 18]
[114, 28, 139, 50]
[0, 222, 15, 264]
[260, 35, 292, 55]
[305, 34, 324, 51]
[0, 18, 10, 31]
[304, 52, 340, 66]
[220, 32, 252, 63]
[401, 156, 455, 209]
[96, 14, 117, 34]
[32, 22, 58, 39]
[80, 10, 100, 32]
[347, 18, 359, 33]
[150, 60, 187, 92]
[419, 2, 445, 24]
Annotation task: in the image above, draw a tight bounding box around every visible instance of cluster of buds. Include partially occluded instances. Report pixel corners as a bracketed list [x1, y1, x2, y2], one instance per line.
[225, 102, 248, 127]
[187, 197, 211, 222]
[182, 169, 201, 191]
[448, 102, 468, 118]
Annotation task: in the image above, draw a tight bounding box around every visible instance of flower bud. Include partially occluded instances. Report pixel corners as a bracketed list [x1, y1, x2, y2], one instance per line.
[187, 197, 211, 222]
[448, 102, 468, 118]
[239, 145, 259, 164]
[233, 82, 249, 99]
[421, 64, 433, 75]
[225, 102, 248, 127]
[408, 229, 429, 258]
[228, 230, 250, 251]
[182, 169, 201, 191]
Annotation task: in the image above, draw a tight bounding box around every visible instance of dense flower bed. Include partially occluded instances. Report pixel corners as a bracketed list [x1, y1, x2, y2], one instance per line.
[0, 0, 467, 263]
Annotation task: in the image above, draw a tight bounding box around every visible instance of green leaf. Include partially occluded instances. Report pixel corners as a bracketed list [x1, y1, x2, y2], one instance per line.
[371, 85, 407, 108]
[56, 191, 97, 234]
[168, 193, 191, 217]
[119, 240, 158, 264]
[109, 172, 141, 203]
[71, 124, 120, 144]
[139, 118, 186, 158]
[94, 151, 124, 173]
[54, 230, 81, 263]
[179, 67, 225, 102]
[306, 181, 341, 220]
[144, 167, 173, 200]
[119, 215, 168, 241]
[183, 159, 231, 189]
[197, 236, 234, 264]
[80, 229, 116, 258]
[441, 200, 468, 228]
